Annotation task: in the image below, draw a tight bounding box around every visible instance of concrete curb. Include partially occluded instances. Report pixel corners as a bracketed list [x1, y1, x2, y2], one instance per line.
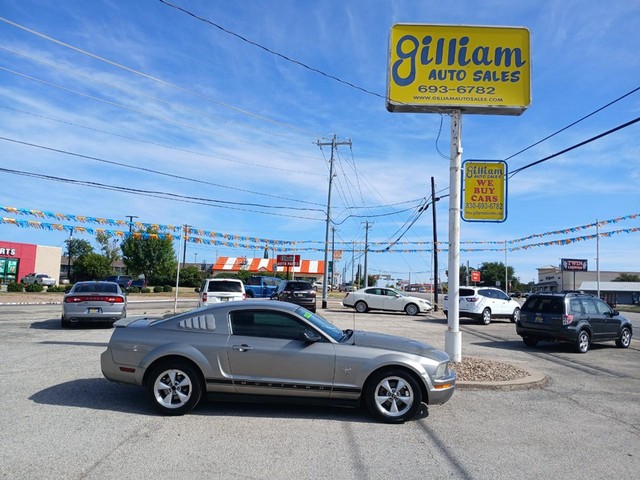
[456, 367, 549, 390]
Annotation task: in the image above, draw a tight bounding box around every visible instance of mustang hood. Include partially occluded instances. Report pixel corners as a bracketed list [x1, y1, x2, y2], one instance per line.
[352, 331, 449, 362]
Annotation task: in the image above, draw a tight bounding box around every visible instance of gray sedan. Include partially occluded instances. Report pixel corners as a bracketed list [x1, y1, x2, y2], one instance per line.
[62, 281, 127, 327]
[101, 300, 455, 423]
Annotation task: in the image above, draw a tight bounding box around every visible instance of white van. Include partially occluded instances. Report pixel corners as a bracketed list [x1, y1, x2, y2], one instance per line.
[198, 278, 246, 306]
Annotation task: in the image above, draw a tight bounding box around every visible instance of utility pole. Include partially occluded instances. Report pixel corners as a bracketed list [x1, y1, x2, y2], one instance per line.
[315, 134, 352, 309]
[431, 177, 439, 311]
[126, 215, 139, 233]
[181, 224, 191, 269]
[363, 221, 372, 287]
[331, 227, 336, 289]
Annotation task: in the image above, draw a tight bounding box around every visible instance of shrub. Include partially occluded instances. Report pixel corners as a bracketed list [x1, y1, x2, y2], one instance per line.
[141, 287, 151, 294]
[25, 283, 44, 292]
[163, 285, 173, 292]
[153, 285, 164, 293]
[7, 282, 23, 292]
[128, 287, 140, 294]
[47, 285, 66, 293]
[65, 284, 74, 293]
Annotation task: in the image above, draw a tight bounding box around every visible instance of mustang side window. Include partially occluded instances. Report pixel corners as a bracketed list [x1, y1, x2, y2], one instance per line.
[232, 311, 318, 341]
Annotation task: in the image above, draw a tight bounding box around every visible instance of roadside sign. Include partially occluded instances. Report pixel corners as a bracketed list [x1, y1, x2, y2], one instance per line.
[462, 160, 507, 222]
[387, 24, 531, 115]
[471, 270, 481, 282]
[276, 254, 300, 267]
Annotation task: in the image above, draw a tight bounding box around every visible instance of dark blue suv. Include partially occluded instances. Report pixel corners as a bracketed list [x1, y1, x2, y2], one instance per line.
[517, 292, 633, 353]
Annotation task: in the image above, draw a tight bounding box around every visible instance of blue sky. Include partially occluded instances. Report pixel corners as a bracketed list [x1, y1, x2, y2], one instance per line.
[1, 0, 639, 286]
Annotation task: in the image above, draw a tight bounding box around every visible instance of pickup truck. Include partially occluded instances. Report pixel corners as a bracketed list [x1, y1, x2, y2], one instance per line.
[21, 273, 56, 286]
[244, 275, 281, 298]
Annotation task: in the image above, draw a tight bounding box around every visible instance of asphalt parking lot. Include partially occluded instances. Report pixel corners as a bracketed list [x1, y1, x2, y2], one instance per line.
[1, 300, 638, 479]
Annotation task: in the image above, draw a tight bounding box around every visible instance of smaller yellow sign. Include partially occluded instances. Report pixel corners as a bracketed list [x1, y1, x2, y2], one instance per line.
[462, 160, 507, 222]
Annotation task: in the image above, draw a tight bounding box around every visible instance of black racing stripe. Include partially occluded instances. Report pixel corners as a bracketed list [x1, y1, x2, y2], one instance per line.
[206, 378, 233, 386]
[206, 378, 361, 394]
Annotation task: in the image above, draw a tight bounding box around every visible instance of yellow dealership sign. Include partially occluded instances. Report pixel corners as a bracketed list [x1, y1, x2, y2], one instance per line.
[387, 24, 530, 115]
[462, 160, 507, 222]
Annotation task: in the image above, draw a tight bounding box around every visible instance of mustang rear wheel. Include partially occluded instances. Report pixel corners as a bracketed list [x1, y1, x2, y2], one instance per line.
[146, 361, 202, 416]
[364, 369, 422, 424]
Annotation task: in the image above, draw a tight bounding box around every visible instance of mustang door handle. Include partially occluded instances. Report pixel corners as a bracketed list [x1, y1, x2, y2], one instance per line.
[232, 344, 253, 352]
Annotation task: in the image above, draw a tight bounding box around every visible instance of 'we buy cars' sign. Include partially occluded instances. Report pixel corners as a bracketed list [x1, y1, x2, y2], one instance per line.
[462, 160, 507, 222]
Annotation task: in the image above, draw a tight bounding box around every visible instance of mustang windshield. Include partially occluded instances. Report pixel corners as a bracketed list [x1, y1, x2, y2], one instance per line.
[296, 307, 345, 342]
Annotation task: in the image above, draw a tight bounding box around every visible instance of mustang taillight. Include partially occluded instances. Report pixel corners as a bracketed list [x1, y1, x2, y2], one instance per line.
[65, 296, 124, 303]
[562, 313, 574, 325]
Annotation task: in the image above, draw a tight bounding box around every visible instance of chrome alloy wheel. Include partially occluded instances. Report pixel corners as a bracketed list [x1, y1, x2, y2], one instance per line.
[153, 368, 193, 409]
[373, 376, 415, 419]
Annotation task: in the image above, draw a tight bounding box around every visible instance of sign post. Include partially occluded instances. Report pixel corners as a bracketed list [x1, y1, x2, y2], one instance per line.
[387, 24, 530, 362]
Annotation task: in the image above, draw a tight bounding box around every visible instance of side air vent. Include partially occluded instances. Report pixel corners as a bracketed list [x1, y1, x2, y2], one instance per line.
[177, 314, 216, 331]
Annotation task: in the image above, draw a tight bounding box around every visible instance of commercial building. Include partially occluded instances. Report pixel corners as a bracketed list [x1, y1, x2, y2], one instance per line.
[0, 240, 62, 285]
[211, 257, 324, 284]
[535, 265, 640, 305]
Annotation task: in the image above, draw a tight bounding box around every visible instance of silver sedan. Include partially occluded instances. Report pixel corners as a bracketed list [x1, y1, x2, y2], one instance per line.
[343, 287, 433, 315]
[62, 281, 126, 327]
[101, 300, 455, 423]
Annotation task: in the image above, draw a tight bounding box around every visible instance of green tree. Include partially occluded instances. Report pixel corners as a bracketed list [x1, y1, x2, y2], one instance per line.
[612, 273, 640, 282]
[478, 262, 515, 290]
[96, 231, 121, 265]
[121, 229, 177, 284]
[65, 238, 94, 282]
[73, 253, 113, 281]
[179, 266, 207, 288]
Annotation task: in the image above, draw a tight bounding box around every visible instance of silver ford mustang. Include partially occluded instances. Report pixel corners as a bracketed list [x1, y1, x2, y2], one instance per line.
[101, 300, 455, 423]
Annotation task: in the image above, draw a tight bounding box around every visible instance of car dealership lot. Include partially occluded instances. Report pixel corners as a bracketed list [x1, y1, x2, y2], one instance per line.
[1, 302, 638, 479]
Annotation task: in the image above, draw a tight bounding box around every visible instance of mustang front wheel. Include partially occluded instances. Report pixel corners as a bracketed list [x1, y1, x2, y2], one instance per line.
[364, 369, 422, 423]
[146, 361, 202, 416]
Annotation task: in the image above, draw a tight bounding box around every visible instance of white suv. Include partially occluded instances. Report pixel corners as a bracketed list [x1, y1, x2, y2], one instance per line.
[443, 287, 521, 325]
[198, 278, 246, 306]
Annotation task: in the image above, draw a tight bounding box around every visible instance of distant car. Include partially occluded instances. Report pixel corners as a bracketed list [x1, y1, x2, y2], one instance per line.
[443, 286, 521, 325]
[61, 281, 127, 328]
[100, 301, 456, 423]
[271, 280, 317, 312]
[104, 275, 132, 290]
[21, 273, 56, 286]
[130, 278, 147, 289]
[339, 282, 355, 292]
[198, 278, 245, 306]
[516, 292, 633, 353]
[342, 287, 432, 316]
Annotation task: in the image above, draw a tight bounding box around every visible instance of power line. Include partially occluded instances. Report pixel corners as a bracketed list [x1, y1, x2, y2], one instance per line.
[0, 165, 327, 219]
[0, 105, 322, 177]
[509, 116, 640, 177]
[0, 16, 317, 136]
[157, 0, 385, 100]
[0, 135, 325, 206]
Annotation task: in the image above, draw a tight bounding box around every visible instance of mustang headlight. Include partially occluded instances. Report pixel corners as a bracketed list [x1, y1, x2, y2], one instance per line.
[435, 361, 449, 379]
